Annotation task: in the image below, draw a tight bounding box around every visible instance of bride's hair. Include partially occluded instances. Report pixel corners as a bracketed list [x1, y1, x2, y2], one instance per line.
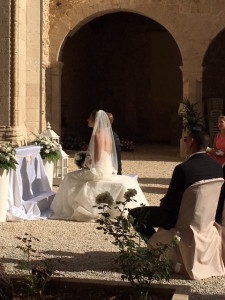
[90, 110, 98, 121]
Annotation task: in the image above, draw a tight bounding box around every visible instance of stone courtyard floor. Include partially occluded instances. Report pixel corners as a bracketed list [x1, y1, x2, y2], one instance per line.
[0, 144, 225, 299]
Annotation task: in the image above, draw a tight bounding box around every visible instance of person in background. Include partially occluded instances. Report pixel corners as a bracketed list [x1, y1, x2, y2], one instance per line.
[208, 115, 225, 168]
[106, 112, 122, 175]
[208, 115, 225, 223]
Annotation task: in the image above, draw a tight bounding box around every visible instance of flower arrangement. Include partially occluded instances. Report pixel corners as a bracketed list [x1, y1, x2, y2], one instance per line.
[0, 143, 18, 171]
[74, 151, 87, 169]
[31, 135, 60, 162]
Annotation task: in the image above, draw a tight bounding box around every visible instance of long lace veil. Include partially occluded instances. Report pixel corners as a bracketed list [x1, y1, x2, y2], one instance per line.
[86, 110, 118, 175]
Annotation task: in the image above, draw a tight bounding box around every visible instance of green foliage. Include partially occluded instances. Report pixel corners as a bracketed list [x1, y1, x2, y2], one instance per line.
[16, 232, 53, 298]
[181, 98, 205, 131]
[96, 190, 179, 300]
[0, 143, 18, 171]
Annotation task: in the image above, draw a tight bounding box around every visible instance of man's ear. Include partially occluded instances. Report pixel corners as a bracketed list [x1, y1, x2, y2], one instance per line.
[190, 138, 195, 147]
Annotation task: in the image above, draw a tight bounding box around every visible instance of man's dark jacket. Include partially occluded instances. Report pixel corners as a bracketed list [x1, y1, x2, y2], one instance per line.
[113, 131, 122, 175]
[160, 153, 223, 228]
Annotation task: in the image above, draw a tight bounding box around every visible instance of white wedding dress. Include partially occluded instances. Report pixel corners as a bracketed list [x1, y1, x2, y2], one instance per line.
[50, 110, 149, 221]
[50, 150, 148, 221]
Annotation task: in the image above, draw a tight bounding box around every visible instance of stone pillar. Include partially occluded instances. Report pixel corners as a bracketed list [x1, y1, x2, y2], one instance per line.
[4, 0, 27, 145]
[182, 65, 203, 105]
[26, 0, 41, 138]
[50, 61, 64, 135]
[179, 64, 203, 158]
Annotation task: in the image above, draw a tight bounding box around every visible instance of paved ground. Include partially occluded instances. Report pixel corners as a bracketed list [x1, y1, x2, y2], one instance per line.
[0, 144, 225, 299]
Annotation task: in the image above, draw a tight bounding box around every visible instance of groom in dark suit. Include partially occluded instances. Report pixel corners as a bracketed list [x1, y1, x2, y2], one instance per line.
[129, 127, 224, 241]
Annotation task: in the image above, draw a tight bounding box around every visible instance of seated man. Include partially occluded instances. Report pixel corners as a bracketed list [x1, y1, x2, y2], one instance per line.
[129, 127, 224, 242]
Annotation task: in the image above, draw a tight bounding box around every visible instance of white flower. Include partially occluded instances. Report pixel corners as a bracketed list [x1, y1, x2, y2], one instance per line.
[75, 154, 81, 160]
[174, 234, 181, 243]
[173, 262, 182, 273]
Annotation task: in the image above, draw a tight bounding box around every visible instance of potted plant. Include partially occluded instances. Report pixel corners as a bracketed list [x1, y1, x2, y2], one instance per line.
[179, 98, 205, 131]
[0, 143, 17, 222]
[30, 135, 60, 188]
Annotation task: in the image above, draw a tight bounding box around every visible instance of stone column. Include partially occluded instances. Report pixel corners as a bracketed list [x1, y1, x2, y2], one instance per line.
[179, 64, 203, 158]
[181, 65, 203, 105]
[50, 61, 64, 135]
[4, 0, 26, 145]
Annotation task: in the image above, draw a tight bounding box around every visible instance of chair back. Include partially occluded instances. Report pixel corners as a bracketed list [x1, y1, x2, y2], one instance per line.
[221, 188, 225, 263]
[176, 178, 224, 233]
[148, 177, 225, 279]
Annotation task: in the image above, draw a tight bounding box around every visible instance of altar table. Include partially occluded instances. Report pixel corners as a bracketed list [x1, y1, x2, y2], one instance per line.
[7, 145, 55, 221]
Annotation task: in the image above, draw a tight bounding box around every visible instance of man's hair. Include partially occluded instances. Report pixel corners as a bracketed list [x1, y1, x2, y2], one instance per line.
[189, 126, 209, 150]
[106, 112, 114, 125]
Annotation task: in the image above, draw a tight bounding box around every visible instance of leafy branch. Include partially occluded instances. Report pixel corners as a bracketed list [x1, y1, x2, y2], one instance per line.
[180, 98, 205, 131]
[95, 190, 179, 300]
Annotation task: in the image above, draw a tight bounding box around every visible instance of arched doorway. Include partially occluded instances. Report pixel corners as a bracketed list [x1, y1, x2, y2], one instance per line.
[203, 29, 225, 106]
[203, 29, 225, 142]
[60, 12, 182, 147]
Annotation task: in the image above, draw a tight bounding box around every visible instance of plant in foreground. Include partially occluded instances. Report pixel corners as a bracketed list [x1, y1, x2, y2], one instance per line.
[96, 189, 179, 300]
[16, 232, 53, 298]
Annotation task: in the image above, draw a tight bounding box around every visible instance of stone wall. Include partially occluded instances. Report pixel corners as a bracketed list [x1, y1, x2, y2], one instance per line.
[26, 0, 41, 138]
[0, 1, 41, 144]
[1, 0, 225, 146]
[46, 0, 225, 145]
[42, 0, 50, 133]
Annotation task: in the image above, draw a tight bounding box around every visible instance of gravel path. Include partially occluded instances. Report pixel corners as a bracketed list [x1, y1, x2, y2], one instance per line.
[1, 144, 225, 299]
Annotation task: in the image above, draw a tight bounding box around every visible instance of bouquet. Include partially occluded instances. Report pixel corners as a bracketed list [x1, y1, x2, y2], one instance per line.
[74, 151, 87, 169]
[31, 135, 60, 162]
[0, 143, 18, 171]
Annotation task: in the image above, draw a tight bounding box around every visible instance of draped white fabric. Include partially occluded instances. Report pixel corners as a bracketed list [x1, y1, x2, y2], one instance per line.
[148, 178, 225, 280]
[50, 170, 148, 221]
[7, 145, 55, 221]
[50, 110, 148, 221]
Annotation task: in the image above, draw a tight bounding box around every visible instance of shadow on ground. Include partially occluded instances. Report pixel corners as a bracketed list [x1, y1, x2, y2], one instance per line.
[1, 251, 120, 273]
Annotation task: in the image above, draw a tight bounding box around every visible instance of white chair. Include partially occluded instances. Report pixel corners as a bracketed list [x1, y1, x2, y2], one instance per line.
[148, 178, 225, 280]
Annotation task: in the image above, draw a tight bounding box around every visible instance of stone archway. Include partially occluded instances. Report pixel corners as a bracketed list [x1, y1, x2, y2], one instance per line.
[202, 28, 225, 143]
[203, 29, 225, 106]
[46, 0, 225, 151]
[60, 12, 183, 145]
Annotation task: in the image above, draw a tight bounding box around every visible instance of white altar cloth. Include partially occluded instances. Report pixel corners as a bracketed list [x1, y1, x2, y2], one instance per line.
[7, 145, 55, 221]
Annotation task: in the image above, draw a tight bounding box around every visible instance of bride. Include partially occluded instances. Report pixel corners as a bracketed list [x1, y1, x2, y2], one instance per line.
[50, 110, 149, 221]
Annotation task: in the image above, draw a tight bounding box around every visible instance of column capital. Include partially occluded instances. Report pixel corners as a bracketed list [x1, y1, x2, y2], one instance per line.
[180, 63, 204, 82]
[50, 61, 64, 76]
